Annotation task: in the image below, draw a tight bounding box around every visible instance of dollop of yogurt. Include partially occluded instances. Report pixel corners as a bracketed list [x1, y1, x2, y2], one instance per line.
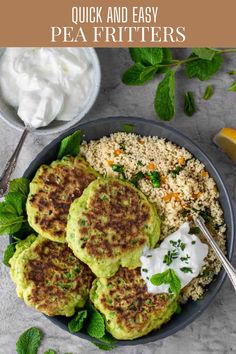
[141, 223, 208, 294]
[0, 48, 93, 128]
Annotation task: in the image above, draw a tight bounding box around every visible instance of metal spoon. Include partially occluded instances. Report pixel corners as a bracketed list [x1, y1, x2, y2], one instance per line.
[195, 216, 236, 291]
[0, 127, 29, 198]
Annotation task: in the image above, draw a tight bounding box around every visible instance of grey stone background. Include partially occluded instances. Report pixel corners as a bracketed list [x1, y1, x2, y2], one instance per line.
[0, 48, 236, 354]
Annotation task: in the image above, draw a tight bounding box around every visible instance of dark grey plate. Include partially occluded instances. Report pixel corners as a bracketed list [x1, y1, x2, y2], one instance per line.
[22, 117, 235, 346]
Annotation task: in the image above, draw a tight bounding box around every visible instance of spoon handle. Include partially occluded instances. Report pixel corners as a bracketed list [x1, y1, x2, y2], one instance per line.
[0, 128, 29, 198]
[196, 216, 236, 292]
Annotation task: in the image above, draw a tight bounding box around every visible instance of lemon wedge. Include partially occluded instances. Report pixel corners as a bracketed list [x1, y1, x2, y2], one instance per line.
[213, 127, 236, 162]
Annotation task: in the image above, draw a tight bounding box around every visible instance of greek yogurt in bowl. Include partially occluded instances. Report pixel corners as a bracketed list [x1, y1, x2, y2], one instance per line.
[0, 47, 101, 134]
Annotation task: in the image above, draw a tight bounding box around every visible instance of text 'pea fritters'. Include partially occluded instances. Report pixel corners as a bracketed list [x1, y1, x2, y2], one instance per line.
[67, 178, 161, 278]
[90, 267, 178, 340]
[10, 235, 94, 317]
[26, 156, 98, 242]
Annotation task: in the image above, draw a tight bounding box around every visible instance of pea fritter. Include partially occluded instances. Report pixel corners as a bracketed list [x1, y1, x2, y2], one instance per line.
[90, 267, 178, 340]
[10, 235, 94, 317]
[66, 178, 161, 278]
[26, 156, 98, 242]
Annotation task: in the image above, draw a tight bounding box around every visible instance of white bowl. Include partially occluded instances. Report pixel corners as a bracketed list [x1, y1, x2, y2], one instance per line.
[0, 48, 101, 135]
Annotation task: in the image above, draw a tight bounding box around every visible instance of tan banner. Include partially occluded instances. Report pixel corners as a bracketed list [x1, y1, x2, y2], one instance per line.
[0, 0, 236, 47]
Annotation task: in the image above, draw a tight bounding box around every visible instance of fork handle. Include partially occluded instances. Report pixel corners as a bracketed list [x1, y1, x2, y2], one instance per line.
[196, 216, 236, 292]
[0, 128, 29, 198]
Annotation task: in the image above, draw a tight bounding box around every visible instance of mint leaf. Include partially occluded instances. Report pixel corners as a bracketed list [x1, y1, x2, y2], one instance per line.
[9, 178, 29, 198]
[16, 327, 42, 354]
[154, 70, 175, 121]
[175, 303, 182, 315]
[185, 53, 223, 81]
[57, 130, 82, 159]
[93, 342, 117, 351]
[122, 63, 155, 86]
[229, 80, 236, 92]
[5, 192, 25, 216]
[68, 310, 87, 333]
[129, 48, 163, 66]
[192, 48, 218, 60]
[3, 243, 15, 266]
[0, 214, 25, 235]
[228, 70, 236, 75]
[157, 48, 173, 74]
[122, 123, 134, 133]
[140, 66, 157, 81]
[203, 85, 214, 100]
[129, 48, 143, 63]
[86, 306, 105, 339]
[150, 269, 181, 294]
[44, 350, 57, 354]
[0, 201, 16, 215]
[184, 92, 196, 117]
[140, 48, 163, 66]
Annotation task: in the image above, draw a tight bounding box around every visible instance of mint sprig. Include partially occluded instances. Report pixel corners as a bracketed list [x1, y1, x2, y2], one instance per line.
[86, 305, 105, 339]
[57, 130, 82, 159]
[122, 48, 236, 120]
[68, 310, 87, 333]
[0, 178, 34, 266]
[154, 70, 175, 121]
[16, 327, 42, 354]
[150, 269, 181, 294]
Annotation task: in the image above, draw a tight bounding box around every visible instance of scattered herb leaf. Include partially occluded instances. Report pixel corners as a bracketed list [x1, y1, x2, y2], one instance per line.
[44, 350, 57, 354]
[229, 80, 236, 92]
[203, 85, 214, 100]
[16, 327, 42, 354]
[163, 250, 178, 266]
[184, 91, 196, 117]
[228, 70, 236, 75]
[180, 267, 193, 273]
[57, 130, 82, 159]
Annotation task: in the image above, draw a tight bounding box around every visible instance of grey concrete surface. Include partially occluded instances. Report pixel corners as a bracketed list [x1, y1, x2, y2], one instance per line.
[0, 48, 236, 354]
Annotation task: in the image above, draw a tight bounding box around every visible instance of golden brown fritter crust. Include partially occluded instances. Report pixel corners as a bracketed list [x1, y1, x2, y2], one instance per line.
[79, 180, 150, 258]
[18, 237, 94, 316]
[27, 156, 98, 242]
